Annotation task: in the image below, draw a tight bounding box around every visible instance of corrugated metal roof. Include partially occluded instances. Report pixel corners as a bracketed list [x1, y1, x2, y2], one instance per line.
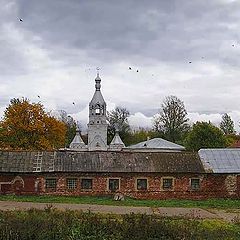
[0, 151, 204, 173]
[198, 148, 240, 173]
[128, 138, 185, 150]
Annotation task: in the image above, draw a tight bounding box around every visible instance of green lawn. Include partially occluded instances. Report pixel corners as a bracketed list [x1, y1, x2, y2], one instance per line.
[0, 194, 239, 209]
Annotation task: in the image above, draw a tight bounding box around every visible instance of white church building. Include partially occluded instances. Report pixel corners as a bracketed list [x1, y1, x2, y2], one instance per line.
[68, 74, 185, 152]
[69, 73, 125, 151]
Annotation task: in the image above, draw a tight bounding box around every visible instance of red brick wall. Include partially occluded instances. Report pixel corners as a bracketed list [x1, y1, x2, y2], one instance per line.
[0, 173, 239, 199]
[0, 174, 37, 195]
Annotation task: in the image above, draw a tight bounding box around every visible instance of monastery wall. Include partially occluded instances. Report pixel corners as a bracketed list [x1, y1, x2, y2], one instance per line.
[0, 172, 239, 200]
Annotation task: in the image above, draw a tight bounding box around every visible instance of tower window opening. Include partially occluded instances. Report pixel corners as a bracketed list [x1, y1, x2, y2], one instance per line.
[96, 108, 100, 114]
[95, 104, 100, 115]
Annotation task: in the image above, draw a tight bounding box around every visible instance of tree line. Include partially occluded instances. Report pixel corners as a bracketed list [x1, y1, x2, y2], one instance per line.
[0, 97, 239, 151]
[107, 96, 239, 151]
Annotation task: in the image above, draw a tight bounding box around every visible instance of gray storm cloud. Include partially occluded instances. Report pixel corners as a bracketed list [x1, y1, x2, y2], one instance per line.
[0, 0, 240, 132]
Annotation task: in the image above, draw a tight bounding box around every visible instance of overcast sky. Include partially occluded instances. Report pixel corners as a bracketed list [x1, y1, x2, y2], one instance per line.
[1, 0, 240, 132]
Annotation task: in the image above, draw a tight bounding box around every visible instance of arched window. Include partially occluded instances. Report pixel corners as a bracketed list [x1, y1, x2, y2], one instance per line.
[95, 104, 100, 115]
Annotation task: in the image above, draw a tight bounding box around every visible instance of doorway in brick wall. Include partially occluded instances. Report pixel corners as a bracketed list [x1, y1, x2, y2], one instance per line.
[12, 179, 24, 195]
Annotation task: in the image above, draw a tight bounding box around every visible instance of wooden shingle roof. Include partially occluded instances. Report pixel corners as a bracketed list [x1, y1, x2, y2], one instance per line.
[0, 150, 205, 173]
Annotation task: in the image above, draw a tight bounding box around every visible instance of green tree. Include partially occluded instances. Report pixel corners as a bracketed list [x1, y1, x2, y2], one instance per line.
[126, 128, 163, 146]
[220, 113, 235, 135]
[225, 134, 240, 147]
[185, 121, 227, 151]
[107, 107, 130, 144]
[57, 110, 77, 147]
[0, 98, 66, 150]
[153, 95, 190, 143]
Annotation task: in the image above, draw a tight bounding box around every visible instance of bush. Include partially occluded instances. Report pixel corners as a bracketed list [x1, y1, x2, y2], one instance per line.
[0, 209, 239, 240]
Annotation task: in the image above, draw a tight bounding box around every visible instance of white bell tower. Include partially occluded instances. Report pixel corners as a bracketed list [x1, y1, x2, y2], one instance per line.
[87, 73, 108, 151]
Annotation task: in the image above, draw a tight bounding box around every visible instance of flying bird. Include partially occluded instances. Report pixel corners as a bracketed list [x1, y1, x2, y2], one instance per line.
[232, 44, 235, 47]
[136, 70, 139, 72]
[19, 18, 23, 22]
[37, 95, 40, 98]
[188, 61, 192, 64]
[128, 67, 132, 70]
[73, 102, 75, 105]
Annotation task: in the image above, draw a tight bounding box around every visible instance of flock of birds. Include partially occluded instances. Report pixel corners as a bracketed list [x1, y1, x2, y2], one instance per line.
[128, 67, 139, 72]
[18, 17, 238, 108]
[18, 16, 238, 67]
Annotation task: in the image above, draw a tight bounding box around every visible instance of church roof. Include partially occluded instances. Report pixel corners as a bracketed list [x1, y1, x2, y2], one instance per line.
[89, 90, 105, 105]
[0, 151, 204, 173]
[69, 127, 86, 149]
[128, 138, 185, 151]
[110, 132, 125, 147]
[199, 148, 240, 173]
[89, 74, 106, 105]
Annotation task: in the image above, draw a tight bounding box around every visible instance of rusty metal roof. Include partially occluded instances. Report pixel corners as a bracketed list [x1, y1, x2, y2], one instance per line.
[0, 150, 204, 173]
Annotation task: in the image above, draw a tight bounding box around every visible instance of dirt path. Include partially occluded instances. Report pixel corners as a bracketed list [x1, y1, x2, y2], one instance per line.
[0, 201, 239, 222]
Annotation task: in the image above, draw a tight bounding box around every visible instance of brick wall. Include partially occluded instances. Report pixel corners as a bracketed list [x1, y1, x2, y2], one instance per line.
[237, 175, 240, 195]
[1, 172, 238, 199]
[0, 174, 36, 194]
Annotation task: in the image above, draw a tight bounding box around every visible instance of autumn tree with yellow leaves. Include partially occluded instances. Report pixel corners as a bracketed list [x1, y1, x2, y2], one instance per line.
[0, 98, 67, 150]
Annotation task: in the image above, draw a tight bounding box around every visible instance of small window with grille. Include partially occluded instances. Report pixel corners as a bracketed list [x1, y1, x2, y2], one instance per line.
[162, 178, 173, 190]
[45, 178, 57, 190]
[67, 178, 77, 190]
[108, 179, 120, 192]
[191, 178, 200, 190]
[81, 179, 93, 190]
[136, 179, 148, 190]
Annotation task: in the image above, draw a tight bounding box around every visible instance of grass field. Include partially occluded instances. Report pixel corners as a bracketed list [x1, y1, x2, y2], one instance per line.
[0, 194, 239, 209]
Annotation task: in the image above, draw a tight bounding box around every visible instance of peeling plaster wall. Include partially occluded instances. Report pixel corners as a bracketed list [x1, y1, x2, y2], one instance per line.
[225, 175, 238, 196]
